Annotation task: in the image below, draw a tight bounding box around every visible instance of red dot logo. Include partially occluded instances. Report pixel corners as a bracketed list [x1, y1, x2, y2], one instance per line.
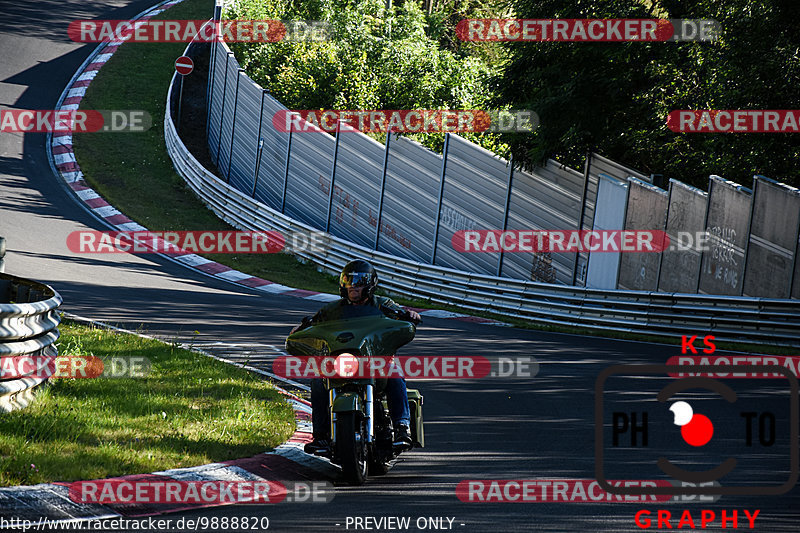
[670, 401, 714, 447]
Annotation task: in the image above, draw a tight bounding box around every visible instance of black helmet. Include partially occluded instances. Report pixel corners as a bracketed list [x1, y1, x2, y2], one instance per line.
[339, 259, 378, 300]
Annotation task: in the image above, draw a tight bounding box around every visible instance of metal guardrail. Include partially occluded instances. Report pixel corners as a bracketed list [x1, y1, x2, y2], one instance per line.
[163, 68, 800, 348]
[0, 273, 62, 412]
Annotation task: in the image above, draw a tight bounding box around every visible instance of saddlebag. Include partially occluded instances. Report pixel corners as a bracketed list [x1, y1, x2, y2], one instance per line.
[406, 388, 424, 447]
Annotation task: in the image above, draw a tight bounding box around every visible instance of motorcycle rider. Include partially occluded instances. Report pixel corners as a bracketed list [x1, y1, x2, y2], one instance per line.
[290, 259, 421, 456]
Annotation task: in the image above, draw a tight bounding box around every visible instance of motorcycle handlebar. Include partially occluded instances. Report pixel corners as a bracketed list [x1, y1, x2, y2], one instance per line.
[399, 309, 422, 326]
[293, 310, 421, 333]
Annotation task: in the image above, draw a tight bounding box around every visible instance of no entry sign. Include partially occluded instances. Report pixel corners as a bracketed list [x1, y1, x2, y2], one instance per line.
[174, 56, 194, 75]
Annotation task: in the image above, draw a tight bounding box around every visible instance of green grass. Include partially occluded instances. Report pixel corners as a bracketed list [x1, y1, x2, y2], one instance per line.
[0, 321, 295, 486]
[68, 0, 798, 356]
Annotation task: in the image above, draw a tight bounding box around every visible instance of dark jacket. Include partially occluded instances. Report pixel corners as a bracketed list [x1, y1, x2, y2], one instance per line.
[297, 295, 409, 330]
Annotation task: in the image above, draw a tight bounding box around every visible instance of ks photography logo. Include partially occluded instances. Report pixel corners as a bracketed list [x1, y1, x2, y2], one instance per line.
[594, 365, 799, 496]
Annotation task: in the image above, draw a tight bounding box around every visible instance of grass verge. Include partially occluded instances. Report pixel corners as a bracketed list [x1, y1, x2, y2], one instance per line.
[69, 0, 798, 356]
[0, 320, 295, 486]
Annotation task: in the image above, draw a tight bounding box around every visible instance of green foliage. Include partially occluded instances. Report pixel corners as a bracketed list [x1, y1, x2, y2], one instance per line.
[227, 0, 799, 187]
[500, 0, 800, 187]
[227, 0, 508, 156]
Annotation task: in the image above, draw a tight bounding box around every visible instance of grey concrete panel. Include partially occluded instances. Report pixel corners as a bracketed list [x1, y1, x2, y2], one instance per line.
[657, 179, 708, 293]
[742, 176, 800, 297]
[794, 243, 800, 298]
[617, 179, 668, 291]
[698, 176, 752, 296]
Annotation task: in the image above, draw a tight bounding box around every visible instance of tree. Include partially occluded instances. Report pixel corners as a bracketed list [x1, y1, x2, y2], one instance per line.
[499, 0, 800, 187]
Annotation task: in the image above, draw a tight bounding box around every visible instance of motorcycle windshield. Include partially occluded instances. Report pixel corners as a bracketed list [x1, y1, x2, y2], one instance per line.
[286, 305, 415, 357]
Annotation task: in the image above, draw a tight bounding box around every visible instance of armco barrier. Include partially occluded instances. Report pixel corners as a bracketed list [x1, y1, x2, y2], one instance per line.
[164, 57, 800, 348]
[0, 273, 62, 412]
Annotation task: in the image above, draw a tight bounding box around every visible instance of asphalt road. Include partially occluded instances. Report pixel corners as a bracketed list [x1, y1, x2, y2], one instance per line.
[1, 2, 798, 532]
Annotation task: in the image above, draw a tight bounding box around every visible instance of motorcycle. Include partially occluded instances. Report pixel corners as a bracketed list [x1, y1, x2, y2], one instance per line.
[285, 304, 424, 485]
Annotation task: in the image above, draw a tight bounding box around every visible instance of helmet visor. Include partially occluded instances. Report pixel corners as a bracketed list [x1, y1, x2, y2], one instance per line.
[340, 271, 371, 288]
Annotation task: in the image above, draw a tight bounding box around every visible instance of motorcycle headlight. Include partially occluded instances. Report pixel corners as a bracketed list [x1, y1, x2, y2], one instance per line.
[334, 352, 360, 378]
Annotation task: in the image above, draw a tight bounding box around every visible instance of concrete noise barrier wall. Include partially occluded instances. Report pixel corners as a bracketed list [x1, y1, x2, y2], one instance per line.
[742, 176, 800, 297]
[657, 180, 708, 293]
[698, 176, 752, 296]
[617, 178, 668, 291]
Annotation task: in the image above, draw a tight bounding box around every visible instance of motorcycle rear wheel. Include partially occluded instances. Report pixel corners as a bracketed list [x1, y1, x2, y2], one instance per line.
[336, 412, 368, 485]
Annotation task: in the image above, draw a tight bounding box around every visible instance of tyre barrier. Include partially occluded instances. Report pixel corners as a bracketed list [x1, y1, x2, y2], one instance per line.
[0, 273, 62, 412]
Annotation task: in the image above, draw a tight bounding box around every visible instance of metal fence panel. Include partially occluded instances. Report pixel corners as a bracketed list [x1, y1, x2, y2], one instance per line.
[501, 164, 581, 283]
[742, 176, 800, 298]
[284, 122, 336, 229]
[586, 174, 629, 289]
[434, 134, 510, 274]
[205, 40, 800, 300]
[589, 152, 649, 183]
[574, 185, 598, 285]
[657, 179, 708, 293]
[380, 135, 441, 262]
[327, 127, 384, 248]
[206, 41, 228, 165]
[617, 178, 668, 291]
[254, 94, 290, 210]
[539, 159, 585, 195]
[227, 75, 262, 196]
[575, 152, 640, 285]
[698, 176, 752, 296]
[216, 53, 241, 181]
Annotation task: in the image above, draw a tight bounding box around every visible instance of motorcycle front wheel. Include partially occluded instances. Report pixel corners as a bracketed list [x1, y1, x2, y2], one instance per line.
[336, 411, 368, 485]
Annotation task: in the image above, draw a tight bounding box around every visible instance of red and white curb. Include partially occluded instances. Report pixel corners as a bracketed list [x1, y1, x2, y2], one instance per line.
[46, 0, 511, 330]
[0, 399, 333, 522]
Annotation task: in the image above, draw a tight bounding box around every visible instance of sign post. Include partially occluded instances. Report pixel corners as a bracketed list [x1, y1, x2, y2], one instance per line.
[174, 56, 194, 133]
